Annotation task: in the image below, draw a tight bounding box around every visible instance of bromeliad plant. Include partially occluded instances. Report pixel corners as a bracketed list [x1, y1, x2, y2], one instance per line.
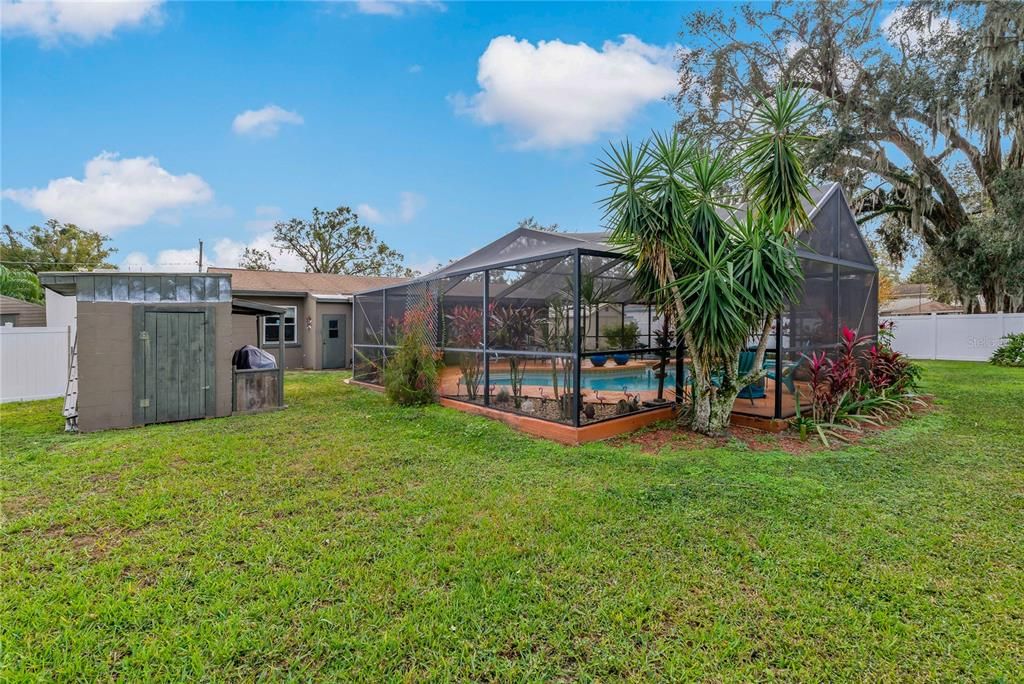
[597, 87, 818, 435]
[799, 324, 924, 446]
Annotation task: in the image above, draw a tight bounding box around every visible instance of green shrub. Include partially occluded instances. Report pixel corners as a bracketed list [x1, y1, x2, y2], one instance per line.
[384, 329, 438, 406]
[991, 332, 1024, 367]
[603, 322, 640, 350]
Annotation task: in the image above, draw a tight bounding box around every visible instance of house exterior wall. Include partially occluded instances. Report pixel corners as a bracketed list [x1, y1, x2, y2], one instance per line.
[230, 313, 260, 354]
[307, 299, 353, 370]
[76, 301, 232, 432]
[0, 295, 47, 327]
[226, 294, 306, 369]
[230, 293, 352, 370]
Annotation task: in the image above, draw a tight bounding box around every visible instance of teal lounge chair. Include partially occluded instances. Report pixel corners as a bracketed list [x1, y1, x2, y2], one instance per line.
[763, 355, 805, 395]
[709, 351, 765, 405]
[736, 351, 766, 404]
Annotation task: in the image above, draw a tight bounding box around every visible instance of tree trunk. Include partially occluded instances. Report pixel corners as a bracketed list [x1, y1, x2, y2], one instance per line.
[982, 284, 998, 313]
[690, 381, 740, 435]
[685, 316, 775, 436]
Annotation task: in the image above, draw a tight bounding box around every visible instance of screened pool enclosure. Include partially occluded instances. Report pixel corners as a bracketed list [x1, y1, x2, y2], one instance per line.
[353, 182, 878, 431]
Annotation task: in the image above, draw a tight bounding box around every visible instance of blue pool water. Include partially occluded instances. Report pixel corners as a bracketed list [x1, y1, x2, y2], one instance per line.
[490, 368, 663, 392]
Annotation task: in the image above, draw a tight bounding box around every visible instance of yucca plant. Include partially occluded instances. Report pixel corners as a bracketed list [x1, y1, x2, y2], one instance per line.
[597, 87, 817, 435]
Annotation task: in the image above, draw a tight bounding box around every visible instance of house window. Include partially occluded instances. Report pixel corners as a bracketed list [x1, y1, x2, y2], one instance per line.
[263, 306, 297, 344]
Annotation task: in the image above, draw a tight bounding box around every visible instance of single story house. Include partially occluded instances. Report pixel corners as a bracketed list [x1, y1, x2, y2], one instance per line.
[208, 268, 408, 370]
[0, 294, 46, 327]
[880, 283, 967, 316]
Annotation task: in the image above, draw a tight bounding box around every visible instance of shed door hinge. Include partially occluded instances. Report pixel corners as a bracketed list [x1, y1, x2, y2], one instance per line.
[139, 398, 150, 408]
[139, 331, 149, 341]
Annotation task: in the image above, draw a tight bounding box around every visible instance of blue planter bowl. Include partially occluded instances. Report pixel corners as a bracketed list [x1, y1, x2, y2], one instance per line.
[612, 353, 630, 366]
[590, 354, 608, 367]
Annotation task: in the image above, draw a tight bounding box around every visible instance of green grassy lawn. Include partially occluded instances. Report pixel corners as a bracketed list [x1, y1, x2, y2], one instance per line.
[2, 361, 1022, 681]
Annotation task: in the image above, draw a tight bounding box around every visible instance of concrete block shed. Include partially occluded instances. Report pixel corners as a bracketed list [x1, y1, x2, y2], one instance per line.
[39, 272, 286, 433]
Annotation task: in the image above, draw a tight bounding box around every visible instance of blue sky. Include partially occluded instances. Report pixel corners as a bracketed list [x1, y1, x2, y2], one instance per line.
[2, 1, 693, 273]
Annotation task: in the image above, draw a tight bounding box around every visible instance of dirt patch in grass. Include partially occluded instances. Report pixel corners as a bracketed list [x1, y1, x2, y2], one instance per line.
[27, 522, 161, 560]
[620, 425, 823, 456]
[620, 396, 937, 455]
[3, 493, 53, 519]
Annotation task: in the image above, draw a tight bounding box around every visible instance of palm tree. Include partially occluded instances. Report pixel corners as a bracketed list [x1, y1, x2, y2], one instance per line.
[596, 88, 818, 434]
[0, 265, 44, 304]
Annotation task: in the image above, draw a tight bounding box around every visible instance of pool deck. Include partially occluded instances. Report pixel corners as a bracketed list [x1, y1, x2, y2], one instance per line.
[438, 360, 801, 421]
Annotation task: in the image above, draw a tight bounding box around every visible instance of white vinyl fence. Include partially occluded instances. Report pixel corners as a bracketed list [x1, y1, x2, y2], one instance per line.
[888, 312, 1024, 361]
[0, 326, 72, 403]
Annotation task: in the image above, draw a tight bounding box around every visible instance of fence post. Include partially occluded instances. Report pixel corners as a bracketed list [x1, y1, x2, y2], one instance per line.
[931, 313, 938, 360]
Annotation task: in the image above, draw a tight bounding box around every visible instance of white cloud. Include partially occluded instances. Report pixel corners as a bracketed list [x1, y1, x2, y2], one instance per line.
[408, 64, 423, 74]
[0, 0, 163, 44]
[405, 254, 441, 276]
[2, 152, 213, 234]
[881, 7, 961, 52]
[120, 232, 307, 273]
[355, 1, 445, 17]
[452, 34, 679, 149]
[357, 192, 425, 224]
[244, 205, 282, 231]
[232, 105, 304, 138]
[356, 203, 384, 223]
[212, 233, 306, 271]
[120, 249, 199, 273]
[398, 191, 425, 222]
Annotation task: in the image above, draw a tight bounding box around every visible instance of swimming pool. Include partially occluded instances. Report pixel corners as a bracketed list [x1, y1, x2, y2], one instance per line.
[490, 367, 665, 392]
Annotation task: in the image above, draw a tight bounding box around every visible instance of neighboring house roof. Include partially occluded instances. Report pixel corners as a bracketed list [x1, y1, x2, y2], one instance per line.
[207, 268, 407, 297]
[880, 284, 963, 315]
[0, 294, 47, 326]
[881, 298, 962, 315]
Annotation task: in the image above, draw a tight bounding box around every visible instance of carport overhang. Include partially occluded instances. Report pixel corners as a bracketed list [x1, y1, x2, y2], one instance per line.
[231, 298, 286, 410]
[231, 298, 286, 316]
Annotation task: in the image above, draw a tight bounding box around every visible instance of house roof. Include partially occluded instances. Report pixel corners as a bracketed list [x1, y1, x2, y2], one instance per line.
[880, 297, 962, 315]
[0, 294, 45, 312]
[207, 267, 407, 296]
[880, 283, 964, 315]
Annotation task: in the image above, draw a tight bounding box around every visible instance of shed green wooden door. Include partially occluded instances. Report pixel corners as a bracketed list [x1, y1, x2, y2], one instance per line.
[136, 311, 210, 424]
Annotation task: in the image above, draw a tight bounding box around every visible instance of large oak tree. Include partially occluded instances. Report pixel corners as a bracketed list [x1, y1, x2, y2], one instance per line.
[675, 0, 1022, 311]
[272, 206, 414, 277]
